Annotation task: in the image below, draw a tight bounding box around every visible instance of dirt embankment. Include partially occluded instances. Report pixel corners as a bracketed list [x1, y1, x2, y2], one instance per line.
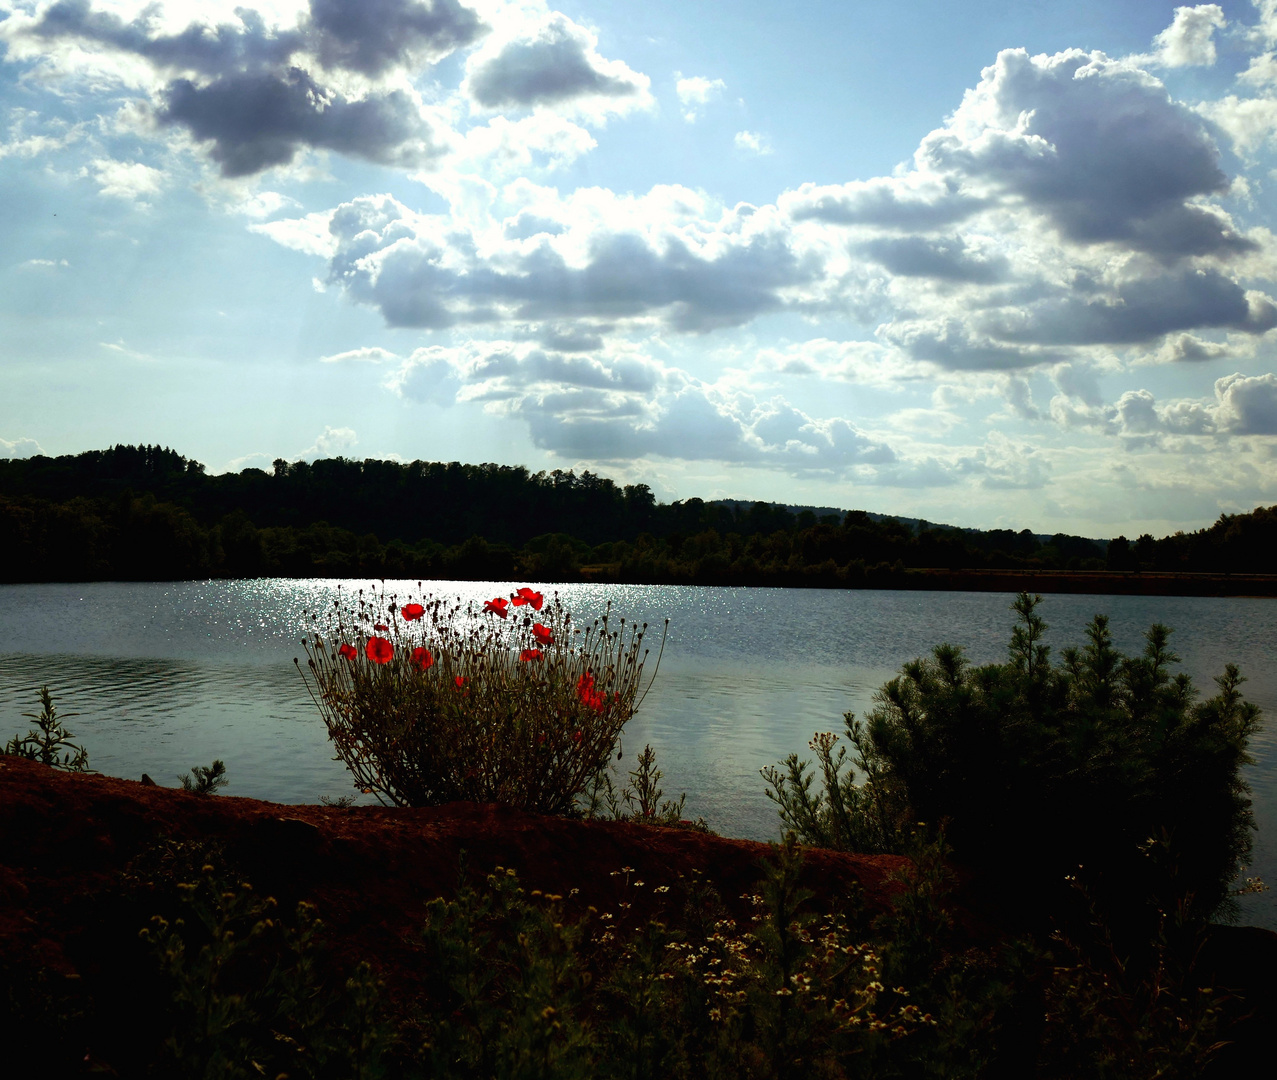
[0, 757, 907, 991]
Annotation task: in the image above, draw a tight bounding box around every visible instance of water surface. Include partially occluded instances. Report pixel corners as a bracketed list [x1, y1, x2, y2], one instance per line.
[3, 580, 1275, 927]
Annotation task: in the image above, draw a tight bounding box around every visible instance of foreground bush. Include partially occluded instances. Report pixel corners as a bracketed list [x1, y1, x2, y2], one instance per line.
[765, 592, 1262, 930]
[300, 585, 664, 813]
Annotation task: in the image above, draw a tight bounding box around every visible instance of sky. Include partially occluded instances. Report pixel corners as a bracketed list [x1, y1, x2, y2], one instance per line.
[7, 3, 1277, 535]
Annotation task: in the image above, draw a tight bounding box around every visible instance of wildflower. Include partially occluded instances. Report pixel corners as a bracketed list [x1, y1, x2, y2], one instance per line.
[401, 603, 425, 621]
[455, 676, 467, 689]
[484, 597, 509, 618]
[532, 623, 554, 646]
[366, 637, 393, 664]
[338, 643, 357, 661]
[374, 623, 389, 633]
[512, 587, 544, 610]
[573, 730, 582, 742]
[577, 672, 606, 712]
[520, 648, 543, 662]
[411, 647, 433, 671]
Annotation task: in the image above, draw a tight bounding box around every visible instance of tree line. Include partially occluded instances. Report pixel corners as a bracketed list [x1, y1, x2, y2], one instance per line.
[0, 444, 1270, 583]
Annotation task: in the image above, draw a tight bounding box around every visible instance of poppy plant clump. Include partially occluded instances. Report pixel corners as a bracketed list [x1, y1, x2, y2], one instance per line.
[299, 584, 666, 814]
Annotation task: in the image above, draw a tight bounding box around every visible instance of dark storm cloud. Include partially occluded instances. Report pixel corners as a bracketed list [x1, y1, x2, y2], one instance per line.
[29, 0, 301, 74]
[466, 14, 645, 109]
[308, 0, 485, 76]
[879, 319, 1059, 371]
[862, 235, 1008, 283]
[160, 70, 445, 176]
[20, 0, 481, 174]
[920, 48, 1254, 261]
[986, 269, 1277, 346]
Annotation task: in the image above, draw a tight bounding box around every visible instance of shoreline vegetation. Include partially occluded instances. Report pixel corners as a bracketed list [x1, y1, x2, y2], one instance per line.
[5, 444, 1277, 595]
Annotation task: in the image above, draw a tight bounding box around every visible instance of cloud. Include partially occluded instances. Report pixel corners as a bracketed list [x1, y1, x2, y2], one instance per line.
[235, 189, 301, 218]
[159, 71, 448, 176]
[463, 12, 649, 115]
[0, 435, 44, 459]
[734, 130, 772, 155]
[320, 345, 401, 363]
[296, 424, 358, 459]
[1214, 371, 1277, 433]
[1153, 332, 1232, 363]
[84, 157, 164, 201]
[310, 188, 814, 333]
[306, 0, 486, 77]
[781, 176, 986, 230]
[861, 234, 1007, 283]
[918, 48, 1250, 261]
[3, 0, 474, 176]
[1048, 369, 1277, 443]
[12, 0, 484, 79]
[1149, 4, 1226, 67]
[376, 338, 898, 475]
[675, 73, 724, 121]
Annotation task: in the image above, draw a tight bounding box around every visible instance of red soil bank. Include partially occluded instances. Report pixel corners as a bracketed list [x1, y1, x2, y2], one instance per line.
[0, 756, 907, 992]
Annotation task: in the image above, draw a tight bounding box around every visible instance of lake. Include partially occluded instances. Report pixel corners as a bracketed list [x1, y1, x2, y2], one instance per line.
[2, 579, 1275, 928]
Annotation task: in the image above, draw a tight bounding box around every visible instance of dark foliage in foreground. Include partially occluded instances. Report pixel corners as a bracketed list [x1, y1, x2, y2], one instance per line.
[766, 594, 1262, 937]
[0, 831, 1234, 1079]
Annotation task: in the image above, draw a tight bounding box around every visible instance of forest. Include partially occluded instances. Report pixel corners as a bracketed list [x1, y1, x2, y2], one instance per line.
[0, 444, 1273, 585]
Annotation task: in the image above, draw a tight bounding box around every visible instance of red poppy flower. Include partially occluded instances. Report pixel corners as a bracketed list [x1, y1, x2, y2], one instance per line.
[484, 597, 509, 618]
[411, 647, 433, 671]
[338, 643, 358, 661]
[512, 587, 544, 610]
[401, 603, 425, 621]
[455, 675, 467, 689]
[577, 672, 606, 712]
[532, 623, 553, 646]
[520, 648, 543, 662]
[573, 730, 582, 742]
[366, 636, 393, 664]
[374, 623, 389, 633]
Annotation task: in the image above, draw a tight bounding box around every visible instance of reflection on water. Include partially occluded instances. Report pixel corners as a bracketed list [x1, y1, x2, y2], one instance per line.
[2, 579, 1276, 927]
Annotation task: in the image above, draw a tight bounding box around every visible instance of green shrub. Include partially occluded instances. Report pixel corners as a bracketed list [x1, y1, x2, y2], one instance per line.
[2, 686, 91, 771]
[765, 593, 1262, 929]
[299, 586, 666, 813]
[179, 759, 228, 794]
[580, 743, 706, 828]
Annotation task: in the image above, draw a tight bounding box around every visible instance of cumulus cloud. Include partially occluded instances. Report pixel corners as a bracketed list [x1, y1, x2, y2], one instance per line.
[781, 176, 985, 230]
[1152, 332, 1232, 363]
[311, 188, 813, 333]
[84, 157, 164, 200]
[463, 12, 649, 115]
[917, 49, 1250, 260]
[1214, 371, 1277, 433]
[159, 71, 449, 176]
[2, 0, 478, 175]
[1048, 370, 1277, 443]
[296, 424, 358, 459]
[1149, 4, 1226, 67]
[676, 74, 724, 121]
[0, 435, 44, 459]
[734, 130, 771, 155]
[372, 338, 898, 474]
